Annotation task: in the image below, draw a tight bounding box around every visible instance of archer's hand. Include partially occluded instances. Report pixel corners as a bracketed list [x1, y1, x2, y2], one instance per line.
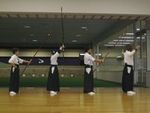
[99, 59, 104, 64]
[27, 59, 32, 65]
[62, 44, 65, 49]
[60, 45, 65, 51]
[96, 59, 104, 64]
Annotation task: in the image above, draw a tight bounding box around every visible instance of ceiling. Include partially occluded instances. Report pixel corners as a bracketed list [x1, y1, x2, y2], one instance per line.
[0, 12, 137, 48]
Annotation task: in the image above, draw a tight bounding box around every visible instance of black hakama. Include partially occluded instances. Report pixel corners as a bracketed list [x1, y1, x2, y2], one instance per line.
[9, 65, 20, 93]
[84, 65, 94, 93]
[122, 63, 134, 93]
[47, 65, 60, 92]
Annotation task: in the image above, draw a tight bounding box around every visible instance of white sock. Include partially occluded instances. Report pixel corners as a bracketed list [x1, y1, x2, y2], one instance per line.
[88, 92, 95, 96]
[9, 91, 16, 96]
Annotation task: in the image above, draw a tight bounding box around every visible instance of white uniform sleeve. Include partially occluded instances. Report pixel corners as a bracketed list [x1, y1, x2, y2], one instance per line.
[127, 50, 136, 56]
[8, 55, 15, 64]
[53, 52, 60, 58]
[18, 58, 24, 64]
[89, 54, 95, 62]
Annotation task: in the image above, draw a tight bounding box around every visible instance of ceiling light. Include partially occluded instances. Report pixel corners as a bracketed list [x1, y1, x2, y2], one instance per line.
[30, 34, 34, 37]
[76, 34, 81, 37]
[32, 39, 37, 42]
[142, 37, 145, 40]
[104, 44, 125, 47]
[48, 32, 52, 36]
[81, 26, 87, 29]
[72, 40, 77, 43]
[108, 42, 131, 45]
[24, 25, 31, 29]
[116, 55, 123, 59]
[48, 33, 52, 38]
[136, 28, 140, 31]
[136, 37, 145, 40]
[119, 36, 134, 39]
[122, 42, 131, 45]
[113, 39, 134, 42]
[81, 26, 88, 30]
[136, 37, 140, 39]
[126, 33, 134, 35]
[113, 39, 119, 42]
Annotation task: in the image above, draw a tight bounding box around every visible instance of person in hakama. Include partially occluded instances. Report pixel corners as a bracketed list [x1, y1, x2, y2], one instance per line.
[8, 48, 31, 96]
[84, 48, 103, 95]
[122, 45, 140, 96]
[47, 45, 64, 96]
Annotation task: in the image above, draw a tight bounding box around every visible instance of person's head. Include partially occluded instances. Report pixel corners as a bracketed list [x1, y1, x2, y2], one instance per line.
[50, 50, 56, 55]
[85, 48, 93, 54]
[125, 44, 133, 52]
[12, 48, 20, 56]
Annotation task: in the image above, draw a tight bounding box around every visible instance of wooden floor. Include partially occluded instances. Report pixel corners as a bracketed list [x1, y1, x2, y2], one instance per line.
[0, 88, 150, 113]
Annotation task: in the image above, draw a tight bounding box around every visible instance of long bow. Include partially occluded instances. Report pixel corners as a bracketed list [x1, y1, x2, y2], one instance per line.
[20, 48, 40, 76]
[60, 7, 65, 72]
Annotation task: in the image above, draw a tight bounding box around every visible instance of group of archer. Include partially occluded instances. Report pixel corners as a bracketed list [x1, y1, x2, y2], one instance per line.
[8, 44, 140, 96]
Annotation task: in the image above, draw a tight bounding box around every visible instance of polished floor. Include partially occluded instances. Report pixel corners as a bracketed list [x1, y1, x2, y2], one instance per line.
[0, 88, 150, 113]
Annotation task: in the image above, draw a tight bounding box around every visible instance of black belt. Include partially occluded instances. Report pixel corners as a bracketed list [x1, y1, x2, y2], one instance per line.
[11, 64, 19, 68]
[14, 64, 19, 67]
[125, 63, 133, 68]
[85, 65, 93, 68]
[51, 65, 58, 66]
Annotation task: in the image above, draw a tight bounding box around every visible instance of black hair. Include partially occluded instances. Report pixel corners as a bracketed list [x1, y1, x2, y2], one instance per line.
[125, 44, 133, 52]
[51, 50, 56, 55]
[85, 47, 92, 52]
[12, 48, 19, 54]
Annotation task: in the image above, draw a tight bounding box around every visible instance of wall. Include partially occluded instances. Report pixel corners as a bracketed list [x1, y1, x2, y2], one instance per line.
[0, 49, 82, 57]
[93, 46, 124, 83]
[0, 0, 150, 15]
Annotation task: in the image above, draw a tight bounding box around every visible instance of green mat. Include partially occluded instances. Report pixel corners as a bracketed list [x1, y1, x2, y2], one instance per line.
[0, 77, 121, 87]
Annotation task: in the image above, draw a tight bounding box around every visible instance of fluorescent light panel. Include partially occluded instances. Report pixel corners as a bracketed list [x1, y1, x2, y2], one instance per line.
[119, 36, 134, 39]
[32, 39, 37, 42]
[126, 33, 134, 35]
[24, 25, 31, 28]
[72, 40, 77, 43]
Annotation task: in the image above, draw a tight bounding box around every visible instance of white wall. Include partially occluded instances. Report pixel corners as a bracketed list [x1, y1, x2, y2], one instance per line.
[0, 0, 150, 15]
